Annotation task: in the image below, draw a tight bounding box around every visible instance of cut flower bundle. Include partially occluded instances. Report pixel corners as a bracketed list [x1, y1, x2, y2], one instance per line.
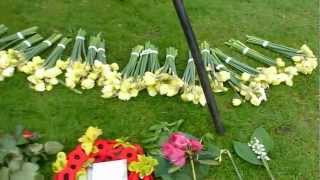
[0, 24, 317, 108]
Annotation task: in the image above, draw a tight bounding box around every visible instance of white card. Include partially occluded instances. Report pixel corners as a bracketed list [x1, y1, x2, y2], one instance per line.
[89, 159, 128, 180]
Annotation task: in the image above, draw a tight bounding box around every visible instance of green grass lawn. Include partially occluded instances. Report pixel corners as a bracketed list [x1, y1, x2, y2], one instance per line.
[0, 0, 318, 179]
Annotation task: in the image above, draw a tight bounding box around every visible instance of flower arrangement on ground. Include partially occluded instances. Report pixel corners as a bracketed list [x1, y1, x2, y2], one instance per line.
[53, 126, 158, 180]
[143, 120, 243, 180]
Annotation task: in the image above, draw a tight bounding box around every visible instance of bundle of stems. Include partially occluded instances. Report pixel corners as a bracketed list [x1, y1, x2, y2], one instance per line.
[96, 39, 107, 64]
[159, 47, 178, 75]
[180, 53, 206, 106]
[225, 39, 276, 66]
[121, 45, 144, 79]
[182, 53, 196, 86]
[69, 29, 87, 63]
[12, 34, 43, 52]
[246, 35, 303, 58]
[42, 38, 72, 68]
[86, 34, 100, 65]
[213, 48, 259, 75]
[134, 41, 159, 78]
[211, 51, 240, 78]
[200, 41, 215, 71]
[210, 51, 245, 89]
[0, 26, 38, 49]
[23, 33, 62, 61]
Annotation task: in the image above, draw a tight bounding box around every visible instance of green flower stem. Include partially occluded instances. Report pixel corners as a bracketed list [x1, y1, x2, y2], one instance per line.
[70, 29, 87, 62]
[189, 154, 197, 180]
[225, 150, 243, 180]
[262, 159, 275, 180]
[0, 26, 38, 46]
[225, 39, 276, 66]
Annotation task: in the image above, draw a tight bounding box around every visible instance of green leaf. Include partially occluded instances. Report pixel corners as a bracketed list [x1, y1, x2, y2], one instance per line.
[0, 135, 17, 150]
[168, 166, 182, 174]
[15, 125, 27, 146]
[141, 136, 158, 144]
[21, 162, 39, 173]
[173, 172, 192, 180]
[161, 175, 173, 180]
[155, 156, 171, 177]
[198, 159, 220, 166]
[9, 163, 39, 180]
[30, 156, 41, 163]
[201, 133, 214, 143]
[148, 124, 163, 131]
[197, 163, 210, 177]
[233, 141, 262, 165]
[0, 152, 6, 164]
[10, 171, 33, 180]
[16, 137, 27, 146]
[158, 133, 170, 146]
[8, 160, 22, 172]
[14, 125, 24, 139]
[34, 174, 44, 180]
[27, 143, 43, 155]
[197, 151, 215, 160]
[0, 167, 9, 180]
[44, 141, 64, 155]
[251, 127, 273, 152]
[206, 144, 220, 157]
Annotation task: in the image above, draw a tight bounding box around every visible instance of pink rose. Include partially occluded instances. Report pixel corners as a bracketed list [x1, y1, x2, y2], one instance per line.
[168, 132, 190, 150]
[190, 139, 203, 152]
[162, 143, 186, 167]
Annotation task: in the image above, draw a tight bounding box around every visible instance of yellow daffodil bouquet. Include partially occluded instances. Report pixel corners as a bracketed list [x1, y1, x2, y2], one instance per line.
[83, 35, 120, 92]
[225, 39, 298, 87]
[154, 47, 184, 97]
[247, 35, 317, 75]
[181, 53, 206, 106]
[18, 33, 63, 76]
[201, 42, 230, 93]
[96, 39, 121, 91]
[26, 37, 72, 92]
[137, 41, 161, 96]
[65, 29, 88, 89]
[210, 51, 267, 107]
[212, 48, 265, 85]
[0, 26, 40, 81]
[79, 34, 102, 90]
[108, 45, 144, 100]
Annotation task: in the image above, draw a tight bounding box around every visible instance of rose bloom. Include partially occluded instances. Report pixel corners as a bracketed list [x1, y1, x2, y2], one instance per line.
[162, 143, 186, 166]
[162, 132, 204, 167]
[168, 132, 190, 150]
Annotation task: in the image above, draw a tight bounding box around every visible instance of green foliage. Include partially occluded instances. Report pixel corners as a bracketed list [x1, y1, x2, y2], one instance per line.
[251, 127, 273, 152]
[150, 127, 223, 179]
[233, 141, 263, 165]
[142, 119, 184, 155]
[155, 155, 211, 180]
[0, 125, 63, 180]
[233, 127, 273, 165]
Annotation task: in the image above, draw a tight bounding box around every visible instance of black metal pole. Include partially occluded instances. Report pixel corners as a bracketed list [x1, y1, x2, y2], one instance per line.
[172, 0, 225, 134]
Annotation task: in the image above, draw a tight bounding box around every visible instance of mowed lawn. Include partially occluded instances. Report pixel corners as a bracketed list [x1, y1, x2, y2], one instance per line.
[0, 0, 318, 179]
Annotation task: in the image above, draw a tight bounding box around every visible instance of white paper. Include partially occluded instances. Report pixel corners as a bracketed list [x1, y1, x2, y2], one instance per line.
[89, 159, 128, 180]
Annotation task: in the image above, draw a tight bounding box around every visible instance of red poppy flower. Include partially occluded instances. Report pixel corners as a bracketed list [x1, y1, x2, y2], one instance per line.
[22, 130, 34, 139]
[120, 148, 138, 162]
[128, 172, 140, 180]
